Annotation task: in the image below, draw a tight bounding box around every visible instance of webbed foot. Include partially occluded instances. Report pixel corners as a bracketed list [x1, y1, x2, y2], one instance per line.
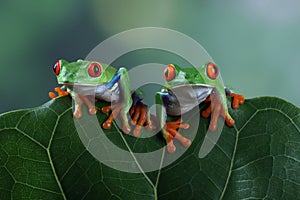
[230, 93, 245, 109]
[163, 118, 190, 153]
[49, 87, 69, 99]
[129, 102, 156, 137]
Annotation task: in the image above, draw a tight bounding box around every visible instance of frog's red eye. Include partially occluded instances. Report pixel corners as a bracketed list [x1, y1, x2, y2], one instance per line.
[88, 62, 102, 77]
[206, 62, 218, 80]
[53, 60, 61, 76]
[163, 64, 176, 81]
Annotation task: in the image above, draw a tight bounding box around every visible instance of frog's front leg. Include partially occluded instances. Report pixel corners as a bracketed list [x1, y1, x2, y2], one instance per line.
[156, 92, 191, 153]
[225, 88, 245, 109]
[70, 91, 97, 118]
[78, 94, 97, 115]
[101, 68, 132, 134]
[50, 86, 97, 117]
[69, 91, 83, 118]
[101, 103, 123, 129]
[201, 91, 233, 131]
[202, 88, 244, 131]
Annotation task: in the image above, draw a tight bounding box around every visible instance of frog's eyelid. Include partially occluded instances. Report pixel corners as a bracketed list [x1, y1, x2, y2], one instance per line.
[53, 60, 61, 76]
[88, 62, 102, 77]
[163, 64, 176, 81]
[206, 62, 218, 80]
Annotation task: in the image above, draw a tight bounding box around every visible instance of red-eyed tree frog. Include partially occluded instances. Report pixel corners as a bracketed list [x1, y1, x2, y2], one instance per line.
[49, 59, 153, 136]
[156, 62, 244, 153]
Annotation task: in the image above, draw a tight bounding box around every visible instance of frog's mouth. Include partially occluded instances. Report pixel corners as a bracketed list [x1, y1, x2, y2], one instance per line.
[59, 82, 97, 86]
[60, 82, 98, 95]
[169, 83, 214, 90]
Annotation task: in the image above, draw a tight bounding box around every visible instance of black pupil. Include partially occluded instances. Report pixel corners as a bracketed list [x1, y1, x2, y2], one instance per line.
[212, 66, 216, 74]
[53, 63, 57, 72]
[213, 66, 218, 74]
[93, 65, 99, 73]
[165, 68, 169, 78]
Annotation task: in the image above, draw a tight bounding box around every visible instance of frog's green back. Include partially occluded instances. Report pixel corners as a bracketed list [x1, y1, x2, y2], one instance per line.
[100, 64, 117, 83]
[178, 65, 207, 84]
[56, 59, 117, 85]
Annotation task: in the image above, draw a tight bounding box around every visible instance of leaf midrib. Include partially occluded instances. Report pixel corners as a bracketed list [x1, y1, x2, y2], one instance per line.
[219, 104, 300, 199]
[112, 120, 163, 200]
[47, 107, 72, 200]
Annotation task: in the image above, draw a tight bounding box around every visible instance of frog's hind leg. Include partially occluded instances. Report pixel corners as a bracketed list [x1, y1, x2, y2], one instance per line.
[129, 91, 155, 137]
[129, 101, 155, 137]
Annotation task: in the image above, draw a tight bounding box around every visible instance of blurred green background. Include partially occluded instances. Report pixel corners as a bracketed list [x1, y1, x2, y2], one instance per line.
[1, 0, 299, 114]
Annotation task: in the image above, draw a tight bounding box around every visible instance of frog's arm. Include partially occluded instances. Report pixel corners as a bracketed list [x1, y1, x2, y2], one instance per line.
[66, 90, 97, 118]
[68, 90, 82, 118]
[98, 68, 154, 135]
[118, 68, 133, 132]
[224, 88, 245, 109]
[201, 87, 244, 131]
[117, 68, 156, 135]
[155, 91, 190, 153]
[101, 68, 133, 133]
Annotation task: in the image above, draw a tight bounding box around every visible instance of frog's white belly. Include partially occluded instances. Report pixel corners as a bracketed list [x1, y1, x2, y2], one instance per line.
[65, 83, 120, 102]
[95, 83, 120, 102]
[165, 85, 213, 116]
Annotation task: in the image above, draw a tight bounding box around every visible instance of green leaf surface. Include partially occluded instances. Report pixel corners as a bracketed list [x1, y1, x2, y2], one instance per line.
[0, 96, 299, 200]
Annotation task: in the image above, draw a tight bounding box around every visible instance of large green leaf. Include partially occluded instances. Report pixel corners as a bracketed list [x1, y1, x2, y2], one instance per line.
[0, 96, 299, 200]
